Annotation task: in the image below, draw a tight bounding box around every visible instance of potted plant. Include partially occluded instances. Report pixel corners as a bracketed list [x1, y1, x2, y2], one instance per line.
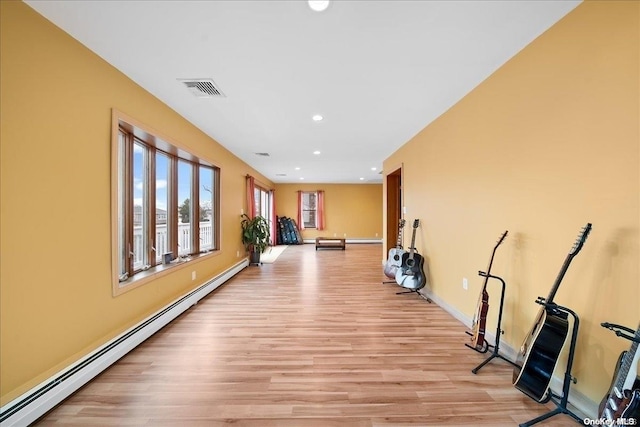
[240, 214, 270, 265]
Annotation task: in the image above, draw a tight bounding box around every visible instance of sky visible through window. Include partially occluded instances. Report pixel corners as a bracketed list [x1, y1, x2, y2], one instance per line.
[133, 145, 196, 212]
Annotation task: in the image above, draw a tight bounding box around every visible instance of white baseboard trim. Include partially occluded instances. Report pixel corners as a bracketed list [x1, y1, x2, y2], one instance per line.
[0, 259, 248, 427]
[421, 289, 598, 420]
[302, 238, 382, 244]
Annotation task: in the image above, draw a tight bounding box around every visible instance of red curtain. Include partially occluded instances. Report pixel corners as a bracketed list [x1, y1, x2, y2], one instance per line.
[269, 189, 276, 245]
[246, 175, 256, 218]
[297, 190, 304, 230]
[317, 190, 325, 231]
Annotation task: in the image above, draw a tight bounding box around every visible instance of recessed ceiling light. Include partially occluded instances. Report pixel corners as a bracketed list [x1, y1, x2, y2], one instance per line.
[295, 167, 301, 170]
[300, 177, 305, 180]
[371, 167, 377, 171]
[312, 114, 323, 122]
[313, 150, 321, 155]
[308, 1, 330, 12]
[359, 177, 365, 181]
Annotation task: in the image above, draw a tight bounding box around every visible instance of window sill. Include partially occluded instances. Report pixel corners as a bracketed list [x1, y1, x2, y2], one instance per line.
[113, 250, 219, 296]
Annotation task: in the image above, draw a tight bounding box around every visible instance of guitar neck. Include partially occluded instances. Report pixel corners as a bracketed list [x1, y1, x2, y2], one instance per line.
[481, 231, 508, 291]
[408, 231, 417, 259]
[407, 219, 419, 260]
[481, 246, 499, 291]
[545, 223, 592, 304]
[396, 229, 403, 248]
[545, 253, 575, 304]
[615, 327, 640, 391]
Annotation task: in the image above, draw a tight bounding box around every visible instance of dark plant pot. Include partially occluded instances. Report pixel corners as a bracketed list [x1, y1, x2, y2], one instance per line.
[249, 250, 261, 265]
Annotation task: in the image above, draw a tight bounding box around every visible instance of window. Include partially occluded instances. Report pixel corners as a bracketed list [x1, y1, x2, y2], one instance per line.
[112, 111, 220, 294]
[254, 186, 271, 222]
[254, 185, 273, 242]
[199, 166, 214, 252]
[301, 191, 317, 229]
[155, 152, 170, 264]
[177, 160, 193, 257]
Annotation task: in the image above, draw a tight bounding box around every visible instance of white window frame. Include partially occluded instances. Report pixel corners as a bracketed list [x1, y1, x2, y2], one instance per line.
[301, 191, 318, 229]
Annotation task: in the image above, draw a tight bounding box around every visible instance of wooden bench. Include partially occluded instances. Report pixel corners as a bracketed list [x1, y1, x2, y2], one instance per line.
[315, 237, 346, 250]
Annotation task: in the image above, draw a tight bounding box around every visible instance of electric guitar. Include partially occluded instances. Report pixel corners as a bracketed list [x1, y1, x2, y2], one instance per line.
[468, 230, 508, 351]
[513, 223, 592, 402]
[599, 323, 640, 422]
[395, 219, 426, 291]
[383, 219, 406, 279]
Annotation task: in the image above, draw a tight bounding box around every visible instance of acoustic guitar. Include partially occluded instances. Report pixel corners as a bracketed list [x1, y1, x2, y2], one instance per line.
[468, 230, 508, 351]
[383, 219, 406, 279]
[395, 219, 426, 291]
[599, 323, 640, 422]
[513, 223, 592, 402]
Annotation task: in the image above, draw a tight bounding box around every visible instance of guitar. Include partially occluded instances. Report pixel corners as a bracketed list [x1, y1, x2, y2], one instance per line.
[395, 219, 426, 291]
[599, 323, 640, 422]
[468, 230, 508, 351]
[513, 223, 592, 402]
[383, 219, 406, 279]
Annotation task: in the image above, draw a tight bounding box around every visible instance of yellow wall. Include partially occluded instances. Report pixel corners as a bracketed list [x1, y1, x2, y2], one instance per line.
[384, 0, 638, 404]
[275, 184, 383, 240]
[0, 1, 272, 404]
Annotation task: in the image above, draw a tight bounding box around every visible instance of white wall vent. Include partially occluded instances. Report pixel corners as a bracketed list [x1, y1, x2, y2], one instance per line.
[254, 152, 270, 157]
[178, 79, 225, 98]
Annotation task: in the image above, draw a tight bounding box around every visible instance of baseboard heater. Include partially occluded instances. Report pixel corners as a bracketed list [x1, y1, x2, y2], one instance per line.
[0, 259, 248, 427]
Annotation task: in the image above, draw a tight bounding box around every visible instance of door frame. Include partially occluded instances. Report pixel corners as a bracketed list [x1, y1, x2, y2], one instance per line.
[385, 166, 403, 253]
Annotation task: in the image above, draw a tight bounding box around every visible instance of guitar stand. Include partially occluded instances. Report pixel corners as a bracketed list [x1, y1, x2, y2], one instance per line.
[601, 322, 640, 343]
[395, 288, 432, 303]
[466, 272, 517, 372]
[520, 302, 581, 427]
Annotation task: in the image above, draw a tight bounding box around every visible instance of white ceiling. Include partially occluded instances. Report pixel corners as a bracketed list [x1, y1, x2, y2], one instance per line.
[25, 0, 581, 184]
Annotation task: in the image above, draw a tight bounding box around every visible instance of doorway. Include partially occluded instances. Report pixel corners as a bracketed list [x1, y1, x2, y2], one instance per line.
[386, 167, 402, 253]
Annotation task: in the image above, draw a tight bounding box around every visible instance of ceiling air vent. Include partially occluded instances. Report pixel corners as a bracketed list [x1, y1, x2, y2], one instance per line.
[178, 79, 225, 98]
[276, 174, 287, 177]
[254, 152, 270, 157]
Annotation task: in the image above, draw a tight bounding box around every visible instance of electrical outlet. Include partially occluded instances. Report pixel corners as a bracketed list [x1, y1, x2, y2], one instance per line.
[192, 271, 196, 281]
[236, 250, 240, 258]
[462, 278, 468, 290]
[343, 233, 347, 237]
[240, 208, 244, 215]
[375, 233, 378, 237]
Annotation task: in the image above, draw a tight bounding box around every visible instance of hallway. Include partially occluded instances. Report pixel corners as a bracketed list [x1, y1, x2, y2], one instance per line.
[36, 244, 580, 426]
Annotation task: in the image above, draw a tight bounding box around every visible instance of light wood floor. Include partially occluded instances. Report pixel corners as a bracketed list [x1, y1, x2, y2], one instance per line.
[36, 244, 582, 426]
